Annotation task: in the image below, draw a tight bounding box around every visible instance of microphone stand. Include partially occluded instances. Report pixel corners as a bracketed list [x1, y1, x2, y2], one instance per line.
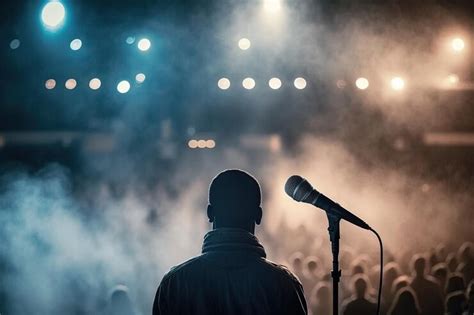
[326, 213, 341, 315]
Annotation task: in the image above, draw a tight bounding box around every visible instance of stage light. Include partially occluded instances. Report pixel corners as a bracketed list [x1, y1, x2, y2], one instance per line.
[188, 140, 198, 149]
[117, 80, 131, 94]
[447, 74, 459, 85]
[9, 39, 20, 50]
[390, 77, 405, 91]
[126, 36, 135, 45]
[355, 77, 369, 90]
[218, 78, 231, 90]
[45, 79, 56, 89]
[197, 140, 207, 148]
[65, 78, 77, 90]
[242, 78, 256, 90]
[269, 78, 282, 89]
[451, 38, 465, 52]
[206, 140, 216, 148]
[89, 78, 101, 90]
[238, 38, 251, 50]
[264, 0, 281, 13]
[137, 38, 151, 51]
[135, 73, 146, 83]
[294, 77, 307, 90]
[41, 1, 65, 29]
[70, 39, 82, 51]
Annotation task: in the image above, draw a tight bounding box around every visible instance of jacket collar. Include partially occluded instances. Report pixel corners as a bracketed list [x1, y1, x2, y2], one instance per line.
[202, 228, 266, 258]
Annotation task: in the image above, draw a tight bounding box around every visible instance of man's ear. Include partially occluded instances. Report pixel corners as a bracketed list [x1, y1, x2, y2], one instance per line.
[255, 206, 262, 225]
[207, 204, 214, 223]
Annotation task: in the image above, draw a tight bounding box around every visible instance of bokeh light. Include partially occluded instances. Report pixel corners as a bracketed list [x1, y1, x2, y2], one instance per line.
[218, 78, 231, 90]
[206, 140, 216, 148]
[238, 38, 251, 50]
[197, 140, 207, 148]
[355, 77, 369, 90]
[9, 39, 20, 50]
[451, 38, 465, 52]
[126, 36, 135, 45]
[390, 77, 405, 91]
[264, 0, 281, 13]
[242, 78, 256, 90]
[89, 78, 101, 90]
[65, 79, 77, 90]
[269, 78, 282, 89]
[135, 73, 146, 83]
[41, 1, 66, 29]
[294, 77, 307, 90]
[137, 38, 151, 51]
[70, 39, 82, 51]
[188, 140, 198, 149]
[117, 80, 131, 94]
[45, 79, 56, 90]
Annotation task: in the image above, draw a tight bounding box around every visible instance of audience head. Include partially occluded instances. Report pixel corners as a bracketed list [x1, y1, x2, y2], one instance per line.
[207, 169, 262, 233]
[388, 287, 420, 315]
[289, 252, 304, 274]
[304, 256, 320, 278]
[458, 242, 473, 263]
[352, 274, 370, 299]
[312, 282, 330, 300]
[445, 273, 466, 295]
[391, 275, 411, 296]
[411, 254, 427, 278]
[445, 291, 467, 315]
[384, 262, 401, 285]
[447, 253, 459, 273]
[310, 282, 331, 314]
[432, 262, 448, 279]
[431, 262, 448, 293]
[108, 284, 134, 315]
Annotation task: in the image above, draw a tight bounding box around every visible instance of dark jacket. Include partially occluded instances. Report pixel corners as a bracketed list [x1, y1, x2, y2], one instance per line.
[153, 228, 307, 315]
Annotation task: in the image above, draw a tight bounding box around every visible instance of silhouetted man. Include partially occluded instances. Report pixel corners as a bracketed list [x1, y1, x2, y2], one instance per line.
[410, 255, 444, 315]
[153, 169, 307, 315]
[342, 274, 377, 315]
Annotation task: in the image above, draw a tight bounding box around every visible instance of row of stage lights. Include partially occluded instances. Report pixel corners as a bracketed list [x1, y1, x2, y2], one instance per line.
[9, 1, 468, 96]
[9, 36, 152, 53]
[216, 76, 405, 91]
[216, 74, 463, 92]
[188, 139, 216, 149]
[217, 77, 307, 90]
[43, 73, 146, 93]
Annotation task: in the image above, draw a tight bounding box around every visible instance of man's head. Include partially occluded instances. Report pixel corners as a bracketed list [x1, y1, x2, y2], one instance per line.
[412, 255, 426, 277]
[352, 274, 370, 299]
[207, 169, 262, 233]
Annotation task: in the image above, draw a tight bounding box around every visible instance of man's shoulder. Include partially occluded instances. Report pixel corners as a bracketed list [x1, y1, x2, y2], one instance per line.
[162, 255, 204, 280]
[259, 258, 304, 286]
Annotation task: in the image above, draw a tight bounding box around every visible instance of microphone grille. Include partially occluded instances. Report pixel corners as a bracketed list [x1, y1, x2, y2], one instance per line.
[285, 175, 313, 201]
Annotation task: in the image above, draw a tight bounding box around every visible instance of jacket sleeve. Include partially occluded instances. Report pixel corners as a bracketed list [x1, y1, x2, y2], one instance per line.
[287, 278, 308, 315]
[152, 274, 171, 315]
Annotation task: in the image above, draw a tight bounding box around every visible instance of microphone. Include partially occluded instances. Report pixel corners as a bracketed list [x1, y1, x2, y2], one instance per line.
[284, 175, 371, 230]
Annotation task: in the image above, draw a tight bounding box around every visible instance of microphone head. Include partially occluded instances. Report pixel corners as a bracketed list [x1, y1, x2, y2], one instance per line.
[284, 175, 314, 202]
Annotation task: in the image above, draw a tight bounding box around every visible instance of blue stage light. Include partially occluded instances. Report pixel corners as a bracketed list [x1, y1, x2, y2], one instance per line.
[137, 38, 151, 51]
[117, 80, 131, 93]
[41, 1, 66, 30]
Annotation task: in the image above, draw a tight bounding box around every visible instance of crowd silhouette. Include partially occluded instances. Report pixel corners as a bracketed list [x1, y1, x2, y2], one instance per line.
[283, 233, 474, 315]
